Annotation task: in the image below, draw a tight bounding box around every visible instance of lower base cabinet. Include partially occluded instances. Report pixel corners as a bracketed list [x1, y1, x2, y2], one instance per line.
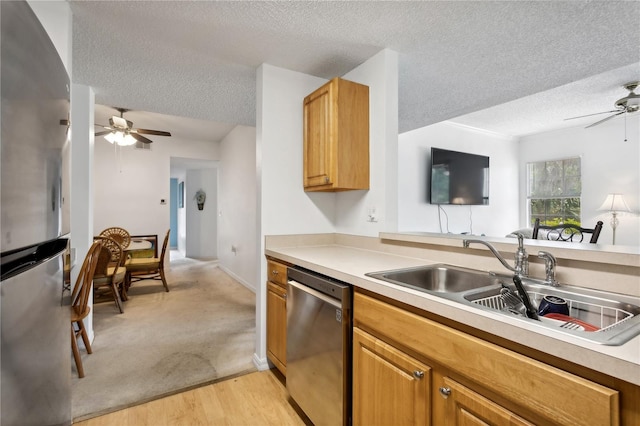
[353, 290, 626, 426]
[435, 374, 533, 426]
[266, 258, 288, 375]
[266, 281, 287, 374]
[353, 327, 431, 425]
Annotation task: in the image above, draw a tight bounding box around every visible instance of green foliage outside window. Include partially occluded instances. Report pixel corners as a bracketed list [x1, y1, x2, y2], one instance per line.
[527, 158, 581, 226]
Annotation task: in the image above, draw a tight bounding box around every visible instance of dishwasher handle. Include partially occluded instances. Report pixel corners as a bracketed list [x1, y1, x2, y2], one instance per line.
[288, 279, 342, 309]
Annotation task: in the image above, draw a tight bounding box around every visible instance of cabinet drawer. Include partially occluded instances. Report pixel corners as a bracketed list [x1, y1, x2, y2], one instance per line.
[354, 292, 619, 426]
[267, 260, 288, 287]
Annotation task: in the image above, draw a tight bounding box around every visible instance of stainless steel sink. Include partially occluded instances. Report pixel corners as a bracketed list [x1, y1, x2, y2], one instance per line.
[366, 264, 500, 294]
[462, 278, 640, 346]
[365, 264, 640, 345]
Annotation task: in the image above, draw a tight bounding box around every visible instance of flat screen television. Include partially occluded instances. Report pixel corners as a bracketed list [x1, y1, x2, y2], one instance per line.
[430, 147, 489, 205]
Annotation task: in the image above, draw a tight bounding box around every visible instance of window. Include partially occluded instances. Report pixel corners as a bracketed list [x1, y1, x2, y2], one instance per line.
[527, 157, 581, 226]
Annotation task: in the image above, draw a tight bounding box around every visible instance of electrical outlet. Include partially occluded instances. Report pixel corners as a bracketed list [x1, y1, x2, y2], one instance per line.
[367, 207, 378, 223]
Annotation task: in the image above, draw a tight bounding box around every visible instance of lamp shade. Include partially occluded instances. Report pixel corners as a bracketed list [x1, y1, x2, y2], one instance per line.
[104, 131, 137, 146]
[598, 193, 631, 213]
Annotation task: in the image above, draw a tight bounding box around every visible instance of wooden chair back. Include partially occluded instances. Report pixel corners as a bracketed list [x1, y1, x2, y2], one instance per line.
[532, 219, 604, 243]
[93, 236, 125, 269]
[99, 227, 131, 249]
[71, 241, 103, 317]
[158, 230, 170, 267]
[125, 230, 171, 292]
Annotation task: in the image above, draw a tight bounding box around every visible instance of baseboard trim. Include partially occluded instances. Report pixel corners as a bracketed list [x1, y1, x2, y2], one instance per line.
[253, 353, 270, 371]
[218, 265, 256, 293]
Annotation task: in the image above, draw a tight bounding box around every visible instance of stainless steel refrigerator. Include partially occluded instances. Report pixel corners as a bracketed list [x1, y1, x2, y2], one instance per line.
[1, 1, 72, 425]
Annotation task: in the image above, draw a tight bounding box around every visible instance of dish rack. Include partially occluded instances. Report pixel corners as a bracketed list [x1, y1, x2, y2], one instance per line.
[472, 290, 635, 333]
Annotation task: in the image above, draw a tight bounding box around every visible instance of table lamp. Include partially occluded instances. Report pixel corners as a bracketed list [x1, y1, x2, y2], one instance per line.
[598, 193, 631, 245]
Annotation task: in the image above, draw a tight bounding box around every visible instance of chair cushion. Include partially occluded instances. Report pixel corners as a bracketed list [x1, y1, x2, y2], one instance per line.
[126, 257, 160, 266]
[94, 266, 127, 284]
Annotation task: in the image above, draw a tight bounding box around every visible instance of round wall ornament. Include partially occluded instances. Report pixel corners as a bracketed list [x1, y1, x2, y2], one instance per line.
[195, 189, 206, 210]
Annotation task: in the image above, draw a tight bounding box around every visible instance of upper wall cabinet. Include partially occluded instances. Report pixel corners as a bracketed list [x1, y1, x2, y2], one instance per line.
[303, 77, 369, 192]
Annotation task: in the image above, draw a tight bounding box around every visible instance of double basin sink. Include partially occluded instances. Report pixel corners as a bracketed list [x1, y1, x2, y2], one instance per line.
[366, 264, 640, 346]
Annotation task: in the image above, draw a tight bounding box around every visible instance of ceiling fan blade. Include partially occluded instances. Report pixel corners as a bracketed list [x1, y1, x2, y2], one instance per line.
[95, 130, 112, 137]
[133, 128, 172, 137]
[585, 111, 625, 129]
[131, 133, 153, 144]
[564, 110, 621, 121]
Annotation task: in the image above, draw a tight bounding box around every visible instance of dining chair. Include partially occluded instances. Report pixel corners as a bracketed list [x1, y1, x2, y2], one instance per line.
[532, 219, 604, 243]
[125, 230, 170, 292]
[93, 236, 128, 312]
[99, 226, 131, 250]
[71, 241, 102, 378]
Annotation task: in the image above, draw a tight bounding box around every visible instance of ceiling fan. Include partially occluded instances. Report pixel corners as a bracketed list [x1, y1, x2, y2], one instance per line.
[565, 81, 640, 129]
[95, 107, 172, 145]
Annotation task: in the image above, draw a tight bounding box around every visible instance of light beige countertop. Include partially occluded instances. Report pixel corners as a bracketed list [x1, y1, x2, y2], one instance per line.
[265, 235, 640, 386]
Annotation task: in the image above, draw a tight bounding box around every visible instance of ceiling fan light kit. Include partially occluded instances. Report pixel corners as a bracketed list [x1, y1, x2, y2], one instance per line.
[104, 131, 137, 146]
[95, 107, 172, 146]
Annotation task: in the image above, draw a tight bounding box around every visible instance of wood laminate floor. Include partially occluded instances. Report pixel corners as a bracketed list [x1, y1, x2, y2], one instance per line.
[74, 370, 309, 426]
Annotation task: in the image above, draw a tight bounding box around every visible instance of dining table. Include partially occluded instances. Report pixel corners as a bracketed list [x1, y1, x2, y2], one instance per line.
[125, 238, 156, 259]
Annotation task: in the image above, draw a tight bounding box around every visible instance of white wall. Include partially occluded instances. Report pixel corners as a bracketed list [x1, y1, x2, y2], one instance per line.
[259, 65, 335, 236]
[185, 168, 218, 259]
[398, 121, 520, 237]
[336, 49, 399, 235]
[255, 64, 329, 369]
[255, 51, 399, 370]
[218, 126, 258, 290]
[28, 1, 72, 75]
[93, 137, 219, 251]
[519, 115, 640, 247]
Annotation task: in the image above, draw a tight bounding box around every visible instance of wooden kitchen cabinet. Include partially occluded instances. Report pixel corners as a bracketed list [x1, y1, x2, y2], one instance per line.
[353, 327, 431, 426]
[303, 77, 369, 192]
[434, 373, 534, 426]
[353, 290, 621, 426]
[266, 259, 288, 375]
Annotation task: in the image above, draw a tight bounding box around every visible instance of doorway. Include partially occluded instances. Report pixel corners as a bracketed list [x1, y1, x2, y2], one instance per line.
[170, 158, 219, 259]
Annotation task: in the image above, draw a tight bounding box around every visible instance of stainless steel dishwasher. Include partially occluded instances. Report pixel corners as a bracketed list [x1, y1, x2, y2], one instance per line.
[287, 267, 352, 426]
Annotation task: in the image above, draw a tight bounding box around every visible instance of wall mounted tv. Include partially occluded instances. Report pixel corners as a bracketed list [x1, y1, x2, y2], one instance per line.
[430, 147, 489, 205]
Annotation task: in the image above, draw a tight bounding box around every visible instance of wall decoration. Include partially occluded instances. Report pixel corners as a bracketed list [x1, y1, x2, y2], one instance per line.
[195, 189, 206, 211]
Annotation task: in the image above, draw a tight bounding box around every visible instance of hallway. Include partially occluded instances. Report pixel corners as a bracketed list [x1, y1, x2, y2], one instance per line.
[72, 254, 256, 422]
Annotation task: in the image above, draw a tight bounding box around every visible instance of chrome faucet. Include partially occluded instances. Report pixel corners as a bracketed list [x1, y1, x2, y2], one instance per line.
[463, 233, 529, 277]
[538, 251, 559, 286]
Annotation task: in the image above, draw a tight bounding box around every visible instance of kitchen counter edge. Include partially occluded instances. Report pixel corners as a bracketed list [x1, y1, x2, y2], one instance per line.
[265, 243, 640, 387]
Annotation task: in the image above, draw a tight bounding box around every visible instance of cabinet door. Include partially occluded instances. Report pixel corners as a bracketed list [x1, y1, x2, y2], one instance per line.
[353, 327, 431, 426]
[303, 84, 333, 189]
[267, 281, 287, 375]
[435, 376, 534, 426]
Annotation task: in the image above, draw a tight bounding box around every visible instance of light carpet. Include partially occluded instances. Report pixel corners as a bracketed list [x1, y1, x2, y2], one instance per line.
[71, 255, 257, 421]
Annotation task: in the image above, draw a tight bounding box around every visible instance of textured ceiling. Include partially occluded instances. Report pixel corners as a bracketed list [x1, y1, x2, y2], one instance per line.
[70, 1, 640, 141]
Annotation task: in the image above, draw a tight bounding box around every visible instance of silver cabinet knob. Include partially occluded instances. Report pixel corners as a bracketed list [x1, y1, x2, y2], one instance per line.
[413, 370, 424, 379]
[325, 176, 330, 183]
[439, 386, 451, 398]
[272, 270, 278, 275]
